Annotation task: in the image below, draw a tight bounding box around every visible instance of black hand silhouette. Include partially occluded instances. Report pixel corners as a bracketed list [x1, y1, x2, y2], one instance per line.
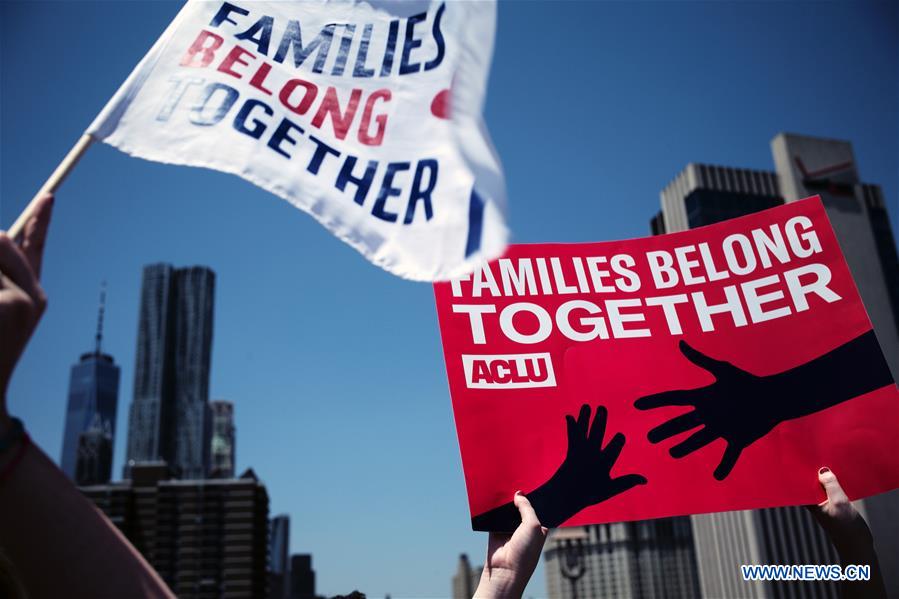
[635, 332, 894, 481]
[635, 340, 781, 480]
[544, 404, 648, 513]
[471, 404, 646, 532]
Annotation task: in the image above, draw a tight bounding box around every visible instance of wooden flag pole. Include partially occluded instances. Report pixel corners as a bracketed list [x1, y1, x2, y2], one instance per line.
[6, 133, 94, 241]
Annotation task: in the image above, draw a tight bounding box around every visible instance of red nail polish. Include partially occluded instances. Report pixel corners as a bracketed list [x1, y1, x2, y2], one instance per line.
[819, 467, 830, 475]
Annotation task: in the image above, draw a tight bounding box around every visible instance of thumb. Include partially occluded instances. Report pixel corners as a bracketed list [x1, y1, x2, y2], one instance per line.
[513, 491, 544, 530]
[818, 467, 849, 506]
[678, 340, 737, 378]
[20, 193, 54, 279]
[609, 473, 648, 497]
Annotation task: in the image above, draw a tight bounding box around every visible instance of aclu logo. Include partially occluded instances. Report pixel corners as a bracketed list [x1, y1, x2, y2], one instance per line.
[461, 353, 556, 389]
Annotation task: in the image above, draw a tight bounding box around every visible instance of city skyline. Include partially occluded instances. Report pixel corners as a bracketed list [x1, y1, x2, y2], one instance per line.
[4, 1, 896, 595]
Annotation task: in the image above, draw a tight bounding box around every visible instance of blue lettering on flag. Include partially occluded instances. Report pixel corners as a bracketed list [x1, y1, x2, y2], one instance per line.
[465, 189, 485, 258]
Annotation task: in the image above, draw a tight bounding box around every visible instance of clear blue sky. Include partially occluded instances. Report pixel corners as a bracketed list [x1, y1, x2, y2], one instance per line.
[2, 1, 896, 597]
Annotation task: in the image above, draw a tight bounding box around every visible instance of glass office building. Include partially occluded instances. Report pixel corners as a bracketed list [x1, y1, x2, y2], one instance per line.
[60, 351, 120, 481]
[125, 263, 215, 479]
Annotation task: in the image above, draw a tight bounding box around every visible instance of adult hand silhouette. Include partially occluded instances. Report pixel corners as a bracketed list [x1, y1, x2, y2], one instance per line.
[635, 334, 894, 481]
[635, 340, 781, 480]
[472, 404, 646, 531]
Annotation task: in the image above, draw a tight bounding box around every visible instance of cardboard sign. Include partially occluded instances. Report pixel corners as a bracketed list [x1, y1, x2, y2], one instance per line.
[434, 197, 899, 531]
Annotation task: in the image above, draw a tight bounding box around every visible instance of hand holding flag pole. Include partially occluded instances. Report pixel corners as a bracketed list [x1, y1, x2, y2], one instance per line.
[5, 134, 93, 242]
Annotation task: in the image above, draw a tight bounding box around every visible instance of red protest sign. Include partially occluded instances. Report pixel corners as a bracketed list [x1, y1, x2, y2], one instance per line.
[434, 197, 899, 532]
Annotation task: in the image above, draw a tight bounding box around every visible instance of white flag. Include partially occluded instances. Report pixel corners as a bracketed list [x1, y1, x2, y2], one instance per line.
[89, 0, 507, 281]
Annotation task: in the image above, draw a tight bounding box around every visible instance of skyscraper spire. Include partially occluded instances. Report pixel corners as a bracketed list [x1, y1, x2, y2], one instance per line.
[95, 281, 106, 355]
[61, 280, 120, 483]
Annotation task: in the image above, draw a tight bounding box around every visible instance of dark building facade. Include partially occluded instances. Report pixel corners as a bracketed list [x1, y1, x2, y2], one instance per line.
[545, 520, 701, 599]
[210, 400, 236, 478]
[81, 463, 269, 599]
[75, 426, 113, 486]
[268, 514, 290, 599]
[289, 554, 317, 599]
[126, 264, 215, 479]
[860, 183, 899, 338]
[60, 286, 120, 483]
[652, 163, 784, 234]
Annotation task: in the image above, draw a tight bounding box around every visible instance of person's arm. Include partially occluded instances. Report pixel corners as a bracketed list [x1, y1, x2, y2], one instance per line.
[808, 468, 886, 599]
[766, 332, 893, 420]
[474, 492, 547, 598]
[0, 195, 175, 599]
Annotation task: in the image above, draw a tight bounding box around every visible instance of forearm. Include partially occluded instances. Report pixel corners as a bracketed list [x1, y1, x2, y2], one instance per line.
[836, 552, 886, 599]
[0, 438, 174, 599]
[474, 565, 524, 598]
[830, 523, 887, 599]
[775, 330, 894, 421]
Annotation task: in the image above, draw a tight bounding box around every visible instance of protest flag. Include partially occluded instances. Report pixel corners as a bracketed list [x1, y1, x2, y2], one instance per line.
[9, 1, 508, 281]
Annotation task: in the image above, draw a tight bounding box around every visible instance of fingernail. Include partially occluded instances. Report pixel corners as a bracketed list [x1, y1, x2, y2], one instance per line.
[514, 490, 522, 497]
[818, 467, 830, 475]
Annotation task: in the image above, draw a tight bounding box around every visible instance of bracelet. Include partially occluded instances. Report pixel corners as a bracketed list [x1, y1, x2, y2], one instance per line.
[0, 417, 24, 453]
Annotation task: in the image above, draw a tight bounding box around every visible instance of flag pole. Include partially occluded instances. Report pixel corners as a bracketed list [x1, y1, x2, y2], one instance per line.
[6, 133, 94, 241]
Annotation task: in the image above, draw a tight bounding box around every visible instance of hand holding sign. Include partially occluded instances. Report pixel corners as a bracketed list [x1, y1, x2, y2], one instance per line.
[475, 492, 547, 598]
[636, 331, 893, 481]
[807, 468, 888, 597]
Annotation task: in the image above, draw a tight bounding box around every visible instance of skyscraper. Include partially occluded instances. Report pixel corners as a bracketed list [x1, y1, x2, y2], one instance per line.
[290, 554, 318, 599]
[655, 163, 783, 233]
[771, 133, 899, 380]
[544, 519, 700, 599]
[269, 514, 290, 599]
[60, 284, 120, 483]
[126, 264, 215, 479]
[210, 400, 236, 478]
[452, 554, 482, 599]
[653, 133, 899, 598]
[75, 424, 113, 486]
